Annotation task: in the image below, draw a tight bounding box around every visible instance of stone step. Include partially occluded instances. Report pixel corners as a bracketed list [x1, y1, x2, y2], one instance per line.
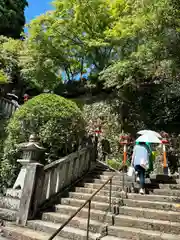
[99, 175, 135, 181]
[159, 183, 180, 190]
[84, 176, 134, 184]
[68, 191, 180, 209]
[82, 178, 131, 185]
[27, 220, 101, 240]
[114, 215, 180, 234]
[55, 205, 112, 223]
[0, 197, 20, 211]
[108, 225, 180, 239]
[102, 236, 127, 240]
[92, 172, 180, 182]
[2, 224, 68, 240]
[90, 171, 118, 176]
[119, 206, 180, 222]
[61, 195, 180, 212]
[75, 187, 120, 198]
[150, 178, 179, 184]
[92, 170, 179, 181]
[61, 198, 110, 212]
[83, 179, 180, 190]
[82, 182, 158, 192]
[0, 208, 17, 221]
[82, 183, 124, 192]
[123, 198, 180, 211]
[68, 192, 120, 205]
[153, 189, 180, 197]
[83, 177, 179, 187]
[75, 187, 180, 203]
[99, 174, 180, 185]
[42, 212, 107, 234]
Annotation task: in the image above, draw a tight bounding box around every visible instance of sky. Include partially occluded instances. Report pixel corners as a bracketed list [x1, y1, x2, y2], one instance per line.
[25, 0, 52, 23]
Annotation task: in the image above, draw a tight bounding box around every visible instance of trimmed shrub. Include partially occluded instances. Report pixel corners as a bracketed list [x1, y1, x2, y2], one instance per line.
[1, 93, 85, 189]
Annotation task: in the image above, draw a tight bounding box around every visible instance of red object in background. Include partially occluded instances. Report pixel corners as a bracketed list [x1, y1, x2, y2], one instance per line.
[161, 139, 169, 144]
[120, 135, 131, 144]
[119, 135, 130, 165]
[24, 94, 29, 102]
[95, 130, 102, 134]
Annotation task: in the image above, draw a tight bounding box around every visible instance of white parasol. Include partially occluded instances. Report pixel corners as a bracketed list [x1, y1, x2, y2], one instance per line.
[137, 130, 162, 139]
[136, 134, 162, 144]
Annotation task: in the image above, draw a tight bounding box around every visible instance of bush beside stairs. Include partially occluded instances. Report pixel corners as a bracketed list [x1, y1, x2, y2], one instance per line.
[1, 164, 180, 239]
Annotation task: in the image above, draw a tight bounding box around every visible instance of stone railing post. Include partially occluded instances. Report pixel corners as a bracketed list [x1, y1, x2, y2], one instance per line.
[15, 134, 45, 226]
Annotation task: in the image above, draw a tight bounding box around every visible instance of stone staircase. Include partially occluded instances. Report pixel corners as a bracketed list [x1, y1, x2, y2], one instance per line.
[1, 165, 180, 239]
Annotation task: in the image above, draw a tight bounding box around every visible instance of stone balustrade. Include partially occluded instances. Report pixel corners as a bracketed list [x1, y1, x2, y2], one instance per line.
[41, 148, 91, 203]
[0, 97, 19, 117]
[14, 134, 96, 226]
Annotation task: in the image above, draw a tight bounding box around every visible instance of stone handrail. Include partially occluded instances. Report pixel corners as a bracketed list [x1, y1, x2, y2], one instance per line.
[0, 97, 19, 117]
[41, 147, 91, 203]
[17, 142, 96, 226]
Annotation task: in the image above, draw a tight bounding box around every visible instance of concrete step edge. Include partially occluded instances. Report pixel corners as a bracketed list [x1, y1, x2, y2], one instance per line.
[119, 206, 180, 214]
[55, 204, 112, 223]
[61, 197, 109, 207]
[69, 191, 180, 205]
[108, 225, 180, 239]
[27, 220, 101, 240]
[55, 204, 109, 215]
[115, 214, 180, 226]
[2, 224, 68, 240]
[42, 212, 107, 233]
[75, 187, 180, 201]
[43, 212, 102, 225]
[62, 196, 178, 207]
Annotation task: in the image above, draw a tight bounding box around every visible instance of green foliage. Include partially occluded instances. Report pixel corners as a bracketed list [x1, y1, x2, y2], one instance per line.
[1, 93, 85, 189]
[0, 0, 28, 38]
[20, 0, 119, 90]
[83, 99, 121, 156]
[0, 36, 23, 85]
[107, 159, 121, 170]
[100, 0, 180, 88]
[0, 70, 8, 84]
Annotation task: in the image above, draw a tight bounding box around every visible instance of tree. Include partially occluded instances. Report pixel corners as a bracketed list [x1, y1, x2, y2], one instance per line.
[19, 0, 180, 133]
[0, 0, 28, 38]
[20, 0, 120, 90]
[0, 36, 23, 90]
[100, 0, 180, 87]
[98, 0, 180, 132]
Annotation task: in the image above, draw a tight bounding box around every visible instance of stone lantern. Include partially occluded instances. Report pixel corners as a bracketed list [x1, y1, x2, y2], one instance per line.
[19, 134, 45, 163]
[13, 134, 45, 190]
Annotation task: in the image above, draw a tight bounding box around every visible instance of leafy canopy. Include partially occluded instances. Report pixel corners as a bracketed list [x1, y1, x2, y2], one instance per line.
[0, 0, 28, 38]
[20, 0, 122, 90]
[17, 0, 180, 130]
[0, 36, 23, 85]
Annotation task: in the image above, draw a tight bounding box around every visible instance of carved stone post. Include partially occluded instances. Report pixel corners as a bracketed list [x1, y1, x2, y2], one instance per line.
[15, 134, 45, 226]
